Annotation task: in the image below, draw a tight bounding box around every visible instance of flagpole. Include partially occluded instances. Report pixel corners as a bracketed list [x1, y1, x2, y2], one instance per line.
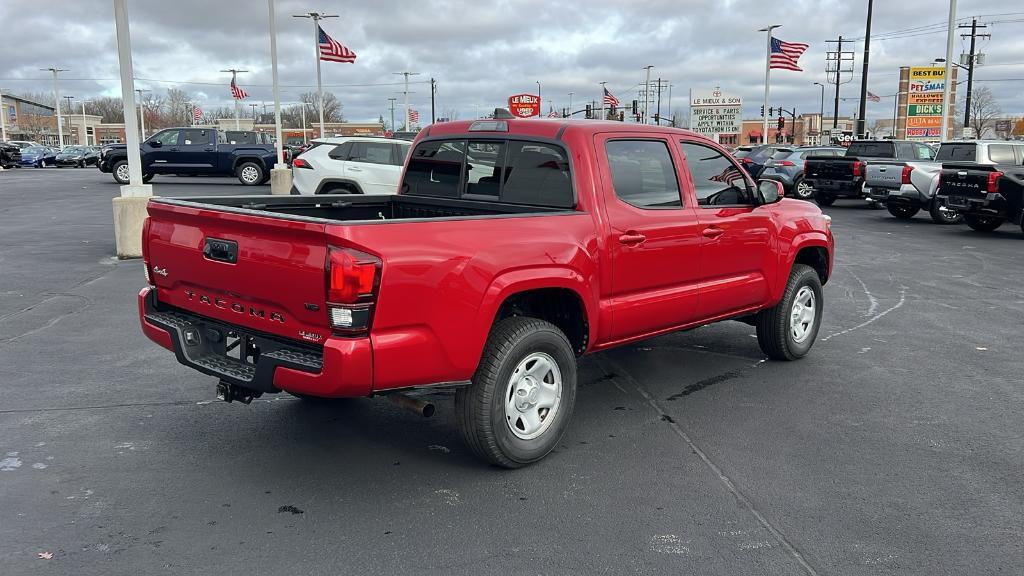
[600, 81, 607, 121]
[313, 18, 324, 137]
[268, 0, 284, 168]
[760, 25, 781, 145]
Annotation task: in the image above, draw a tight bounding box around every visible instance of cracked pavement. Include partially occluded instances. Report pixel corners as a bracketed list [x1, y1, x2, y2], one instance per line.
[1, 169, 1022, 575]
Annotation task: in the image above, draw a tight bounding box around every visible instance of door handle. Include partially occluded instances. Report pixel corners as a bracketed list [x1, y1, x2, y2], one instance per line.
[204, 148, 214, 152]
[702, 227, 725, 239]
[618, 233, 646, 245]
[348, 166, 363, 172]
[170, 147, 179, 152]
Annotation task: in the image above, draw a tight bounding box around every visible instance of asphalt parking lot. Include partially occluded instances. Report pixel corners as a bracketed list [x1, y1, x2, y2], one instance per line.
[1, 167, 1021, 575]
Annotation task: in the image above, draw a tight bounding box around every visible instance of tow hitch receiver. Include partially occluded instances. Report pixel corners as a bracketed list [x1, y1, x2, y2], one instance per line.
[217, 381, 262, 404]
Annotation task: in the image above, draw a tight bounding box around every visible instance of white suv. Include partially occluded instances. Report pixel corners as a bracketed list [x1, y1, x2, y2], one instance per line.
[292, 137, 411, 195]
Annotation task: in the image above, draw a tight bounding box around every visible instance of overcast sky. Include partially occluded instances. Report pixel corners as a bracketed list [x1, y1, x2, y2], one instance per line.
[2, 0, 1022, 124]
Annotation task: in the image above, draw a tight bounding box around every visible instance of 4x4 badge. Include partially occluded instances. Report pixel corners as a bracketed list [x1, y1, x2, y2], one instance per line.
[152, 266, 168, 277]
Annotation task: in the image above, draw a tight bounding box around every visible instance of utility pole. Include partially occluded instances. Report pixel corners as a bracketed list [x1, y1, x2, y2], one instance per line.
[825, 36, 853, 129]
[814, 82, 825, 143]
[393, 71, 419, 130]
[567, 92, 574, 118]
[642, 65, 653, 123]
[940, 0, 956, 141]
[250, 103, 258, 121]
[667, 84, 673, 126]
[41, 67, 69, 148]
[293, 12, 338, 138]
[959, 17, 989, 132]
[856, 0, 874, 138]
[81, 100, 87, 145]
[387, 97, 397, 132]
[655, 78, 668, 124]
[134, 88, 149, 139]
[430, 78, 436, 124]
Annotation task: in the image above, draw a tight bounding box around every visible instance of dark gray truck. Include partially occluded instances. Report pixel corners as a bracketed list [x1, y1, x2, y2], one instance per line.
[803, 140, 935, 206]
[99, 127, 280, 186]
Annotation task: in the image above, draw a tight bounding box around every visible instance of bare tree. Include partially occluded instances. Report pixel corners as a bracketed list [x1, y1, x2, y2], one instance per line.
[165, 87, 193, 126]
[15, 91, 54, 107]
[84, 97, 125, 123]
[965, 86, 1001, 137]
[299, 91, 344, 123]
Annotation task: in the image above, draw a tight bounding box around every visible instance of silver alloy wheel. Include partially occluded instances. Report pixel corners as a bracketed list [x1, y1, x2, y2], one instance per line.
[504, 352, 562, 440]
[115, 163, 130, 182]
[790, 286, 816, 344]
[40, 160, 46, 167]
[796, 180, 814, 199]
[240, 165, 260, 183]
[937, 205, 959, 222]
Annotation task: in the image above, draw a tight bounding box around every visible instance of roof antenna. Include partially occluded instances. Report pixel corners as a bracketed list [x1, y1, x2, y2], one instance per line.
[493, 108, 515, 120]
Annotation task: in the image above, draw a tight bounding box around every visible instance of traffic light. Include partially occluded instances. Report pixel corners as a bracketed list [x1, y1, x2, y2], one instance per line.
[760, 105, 764, 116]
[632, 100, 639, 115]
[585, 104, 592, 119]
[618, 111, 625, 122]
[654, 113, 660, 124]
[769, 107, 775, 116]
[778, 115, 785, 130]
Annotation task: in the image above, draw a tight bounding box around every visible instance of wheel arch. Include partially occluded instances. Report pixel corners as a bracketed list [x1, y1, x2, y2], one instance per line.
[315, 178, 365, 195]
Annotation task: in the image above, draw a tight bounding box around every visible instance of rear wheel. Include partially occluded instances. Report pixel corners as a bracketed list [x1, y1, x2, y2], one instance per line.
[793, 176, 815, 201]
[963, 214, 1003, 232]
[756, 264, 823, 361]
[38, 159, 47, 168]
[237, 161, 265, 186]
[112, 160, 129, 183]
[142, 173, 154, 183]
[886, 203, 919, 220]
[456, 317, 577, 468]
[928, 201, 963, 225]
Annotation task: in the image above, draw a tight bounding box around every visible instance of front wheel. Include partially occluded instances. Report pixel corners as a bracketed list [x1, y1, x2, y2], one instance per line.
[756, 264, 823, 361]
[793, 176, 815, 201]
[237, 161, 265, 186]
[928, 201, 963, 225]
[886, 203, 919, 220]
[456, 317, 577, 468]
[963, 214, 1003, 232]
[37, 160, 47, 168]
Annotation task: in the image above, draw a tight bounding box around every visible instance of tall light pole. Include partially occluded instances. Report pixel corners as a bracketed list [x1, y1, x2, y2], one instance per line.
[536, 80, 541, 111]
[813, 82, 826, 143]
[393, 71, 420, 130]
[599, 81, 607, 121]
[293, 12, 337, 138]
[759, 24, 782, 144]
[387, 97, 397, 132]
[940, 0, 956, 141]
[642, 65, 653, 123]
[134, 88, 149, 140]
[80, 100, 88, 145]
[567, 92, 574, 117]
[0, 87, 7, 142]
[41, 67, 69, 148]
[856, 0, 874, 138]
[63, 96, 75, 142]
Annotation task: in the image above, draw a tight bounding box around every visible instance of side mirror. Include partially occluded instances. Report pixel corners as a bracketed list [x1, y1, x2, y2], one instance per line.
[149, 140, 162, 148]
[758, 179, 784, 204]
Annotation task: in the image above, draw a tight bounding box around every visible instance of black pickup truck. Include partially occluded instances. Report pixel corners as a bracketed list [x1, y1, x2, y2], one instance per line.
[804, 140, 935, 206]
[935, 156, 1024, 234]
[99, 127, 280, 186]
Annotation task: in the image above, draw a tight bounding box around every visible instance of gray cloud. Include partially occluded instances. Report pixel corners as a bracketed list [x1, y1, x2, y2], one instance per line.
[1, 0, 1022, 123]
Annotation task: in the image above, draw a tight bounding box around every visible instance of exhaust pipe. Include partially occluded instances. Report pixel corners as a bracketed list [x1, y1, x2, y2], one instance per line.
[389, 393, 435, 417]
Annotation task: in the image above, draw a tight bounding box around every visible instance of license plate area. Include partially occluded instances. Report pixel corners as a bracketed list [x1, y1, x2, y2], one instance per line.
[946, 195, 967, 208]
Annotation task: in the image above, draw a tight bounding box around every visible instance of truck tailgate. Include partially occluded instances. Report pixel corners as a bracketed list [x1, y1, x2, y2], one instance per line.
[865, 161, 905, 190]
[806, 157, 854, 181]
[145, 199, 332, 344]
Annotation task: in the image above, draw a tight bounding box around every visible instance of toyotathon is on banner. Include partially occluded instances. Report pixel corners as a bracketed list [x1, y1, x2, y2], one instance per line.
[688, 88, 742, 141]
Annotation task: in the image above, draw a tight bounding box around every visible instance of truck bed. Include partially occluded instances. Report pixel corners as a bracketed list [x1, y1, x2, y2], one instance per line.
[152, 193, 577, 224]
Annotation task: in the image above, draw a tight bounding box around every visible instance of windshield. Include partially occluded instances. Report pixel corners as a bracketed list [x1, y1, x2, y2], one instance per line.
[64, 147, 87, 154]
[23, 147, 47, 153]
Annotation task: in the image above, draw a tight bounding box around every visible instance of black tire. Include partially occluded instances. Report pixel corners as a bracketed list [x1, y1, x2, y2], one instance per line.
[236, 161, 265, 186]
[816, 194, 835, 207]
[455, 317, 577, 468]
[756, 264, 823, 361]
[928, 201, 963, 225]
[112, 159, 129, 183]
[78, 160, 85, 168]
[792, 176, 815, 201]
[142, 173, 154, 183]
[886, 203, 919, 220]
[963, 214, 1003, 232]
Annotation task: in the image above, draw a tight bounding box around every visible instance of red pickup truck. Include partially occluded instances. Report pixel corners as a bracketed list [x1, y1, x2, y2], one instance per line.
[138, 113, 834, 467]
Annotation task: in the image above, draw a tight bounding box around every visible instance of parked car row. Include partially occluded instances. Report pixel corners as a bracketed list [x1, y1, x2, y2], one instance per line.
[0, 142, 102, 169]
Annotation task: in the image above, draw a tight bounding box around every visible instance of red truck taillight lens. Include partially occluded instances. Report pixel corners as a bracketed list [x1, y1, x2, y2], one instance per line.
[292, 157, 312, 169]
[141, 216, 153, 286]
[852, 161, 865, 177]
[326, 247, 381, 334]
[988, 171, 1003, 193]
[901, 165, 913, 185]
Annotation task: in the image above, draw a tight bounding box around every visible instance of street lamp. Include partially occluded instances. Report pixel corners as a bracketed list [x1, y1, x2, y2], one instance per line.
[813, 82, 825, 143]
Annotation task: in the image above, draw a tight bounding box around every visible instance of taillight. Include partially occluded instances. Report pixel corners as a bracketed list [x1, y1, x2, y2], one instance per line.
[141, 216, 153, 286]
[987, 171, 1003, 193]
[852, 160, 865, 177]
[292, 157, 312, 169]
[901, 165, 913, 185]
[326, 247, 381, 334]
[776, 160, 795, 167]
[740, 157, 753, 164]
[803, 160, 809, 173]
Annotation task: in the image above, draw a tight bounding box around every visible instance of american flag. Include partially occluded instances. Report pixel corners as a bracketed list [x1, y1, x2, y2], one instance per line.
[867, 91, 880, 103]
[192, 105, 203, 123]
[709, 165, 746, 184]
[407, 108, 420, 125]
[603, 87, 620, 108]
[230, 77, 248, 100]
[319, 25, 357, 63]
[769, 37, 809, 72]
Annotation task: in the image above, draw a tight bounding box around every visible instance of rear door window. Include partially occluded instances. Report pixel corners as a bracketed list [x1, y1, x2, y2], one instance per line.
[680, 142, 755, 207]
[328, 142, 352, 160]
[181, 129, 212, 146]
[988, 145, 1016, 164]
[501, 142, 573, 207]
[605, 140, 682, 208]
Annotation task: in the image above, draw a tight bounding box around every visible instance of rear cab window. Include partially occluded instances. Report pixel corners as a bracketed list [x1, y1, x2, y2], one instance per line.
[935, 143, 977, 162]
[846, 141, 895, 158]
[401, 138, 574, 208]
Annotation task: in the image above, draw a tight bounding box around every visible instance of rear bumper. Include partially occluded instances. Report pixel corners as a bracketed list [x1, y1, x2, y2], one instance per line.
[805, 178, 863, 197]
[936, 192, 1018, 222]
[138, 287, 373, 397]
[867, 184, 927, 206]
